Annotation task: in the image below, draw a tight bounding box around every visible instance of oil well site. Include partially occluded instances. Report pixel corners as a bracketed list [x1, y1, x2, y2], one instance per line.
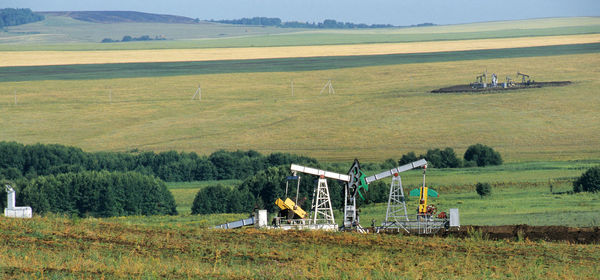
[0, 5, 599, 279]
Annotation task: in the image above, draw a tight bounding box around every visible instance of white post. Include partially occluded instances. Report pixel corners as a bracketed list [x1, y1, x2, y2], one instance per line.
[192, 85, 202, 100]
[14, 90, 17, 105]
[6, 187, 15, 209]
[291, 79, 294, 96]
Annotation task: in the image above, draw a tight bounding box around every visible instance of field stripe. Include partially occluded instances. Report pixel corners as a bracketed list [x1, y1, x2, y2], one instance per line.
[0, 34, 599, 67]
[0, 42, 598, 82]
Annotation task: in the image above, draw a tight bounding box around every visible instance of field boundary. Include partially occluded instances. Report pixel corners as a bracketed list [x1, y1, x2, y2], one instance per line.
[1, 34, 599, 67]
[1, 42, 598, 82]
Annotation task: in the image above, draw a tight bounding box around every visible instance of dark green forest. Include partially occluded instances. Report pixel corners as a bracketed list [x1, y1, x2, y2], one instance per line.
[0, 8, 44, 28]
[20, 171, 177, 217]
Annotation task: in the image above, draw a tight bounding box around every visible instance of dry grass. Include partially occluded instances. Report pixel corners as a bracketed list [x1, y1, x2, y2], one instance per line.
[1, 34, 599, 67]
[0, 216, 598, 279]
[0, 53, 598, 162]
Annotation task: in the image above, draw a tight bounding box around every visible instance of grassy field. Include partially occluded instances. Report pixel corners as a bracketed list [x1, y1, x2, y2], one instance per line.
[0, 16, 598, 50]
[0, 215, 598, 279]
[1, 34, 599, 67]
[0, 53, 598, 162]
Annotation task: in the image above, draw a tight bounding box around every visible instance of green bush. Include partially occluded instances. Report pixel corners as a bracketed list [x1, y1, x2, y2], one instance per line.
[358, 180, 388, 206]
[573, 166, 600, 193]
[476, 182, 492, 197]
[423, 147, 461, 168]
[191, 184, 255, 214]
[398, 152, 418, 166]
[464, 144, 503, 167]
[21, 171, 177, 217]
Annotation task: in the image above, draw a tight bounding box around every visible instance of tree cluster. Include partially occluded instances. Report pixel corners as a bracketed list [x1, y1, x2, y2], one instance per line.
[0, 8, 44, 28]
[463, 144, 503, 167]
[397, 144, 502, 168]
[210, 17, 395, 29]
[101, 35, 166, 43]
[17, 171, 177, 217]
[0, 141, 318, 182]
[476, 182, 492, 197]
[573, 166, 600, 193]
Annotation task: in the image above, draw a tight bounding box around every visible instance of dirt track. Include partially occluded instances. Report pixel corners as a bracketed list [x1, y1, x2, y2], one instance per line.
[440, 225, 600, 244]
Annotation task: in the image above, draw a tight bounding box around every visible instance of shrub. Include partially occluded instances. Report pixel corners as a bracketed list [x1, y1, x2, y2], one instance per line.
[398, 152, 418, 166]
[380, 158, 396, 169]
[573, 166, 600, 193]
[476, 182, 492, 197]
[464, 144, 502, 167]
[423, 147, 461, 168]
[358, 180, 388, 206]
[191, 184, 255, 214]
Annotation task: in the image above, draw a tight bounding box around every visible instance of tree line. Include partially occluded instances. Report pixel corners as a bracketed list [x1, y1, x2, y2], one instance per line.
[210, 17, 396, 29]
[0, 141, 317, 182]
[397, 144, 503, 168]
[101, 35, 167, 43]
[0, 8, 44, 28]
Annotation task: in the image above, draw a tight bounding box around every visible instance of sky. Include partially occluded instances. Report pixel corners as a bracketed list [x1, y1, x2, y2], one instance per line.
[3, 0, 599, 26]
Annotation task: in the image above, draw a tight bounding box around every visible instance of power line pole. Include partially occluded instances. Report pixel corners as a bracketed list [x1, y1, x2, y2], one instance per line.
[192, 84, 202, 101]
[319, 79, 335, 95]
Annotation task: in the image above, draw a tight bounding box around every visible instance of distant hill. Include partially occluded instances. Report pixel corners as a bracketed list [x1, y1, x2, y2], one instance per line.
[39, 11, 199, 24]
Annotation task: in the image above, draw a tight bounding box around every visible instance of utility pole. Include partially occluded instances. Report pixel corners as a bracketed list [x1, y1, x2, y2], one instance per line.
[319, 80, 335, 95]
[192, 84, 202, 101]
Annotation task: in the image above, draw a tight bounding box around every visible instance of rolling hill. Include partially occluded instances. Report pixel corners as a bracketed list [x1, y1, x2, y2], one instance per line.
[39, 11, 199, 24]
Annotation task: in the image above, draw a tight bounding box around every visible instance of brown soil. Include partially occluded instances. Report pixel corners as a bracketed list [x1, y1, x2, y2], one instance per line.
[366, 225, 599, 243]
[441, 225, 600, 244]
[431, 81, 572, 93]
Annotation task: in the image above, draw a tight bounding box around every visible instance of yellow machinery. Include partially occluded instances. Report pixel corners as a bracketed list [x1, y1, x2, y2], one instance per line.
[418, 186, 429, 215]
[275, 197, 307, 219]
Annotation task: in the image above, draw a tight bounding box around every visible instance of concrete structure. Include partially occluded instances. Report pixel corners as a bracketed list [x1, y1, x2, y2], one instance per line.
[4, 184, 32, 218]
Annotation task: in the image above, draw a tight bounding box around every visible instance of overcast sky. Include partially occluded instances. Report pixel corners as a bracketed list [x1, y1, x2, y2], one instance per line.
[3, 0, 599, 25]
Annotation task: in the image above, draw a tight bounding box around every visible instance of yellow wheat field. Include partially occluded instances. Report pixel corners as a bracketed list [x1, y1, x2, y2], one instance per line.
[1, 34, 599, 67]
